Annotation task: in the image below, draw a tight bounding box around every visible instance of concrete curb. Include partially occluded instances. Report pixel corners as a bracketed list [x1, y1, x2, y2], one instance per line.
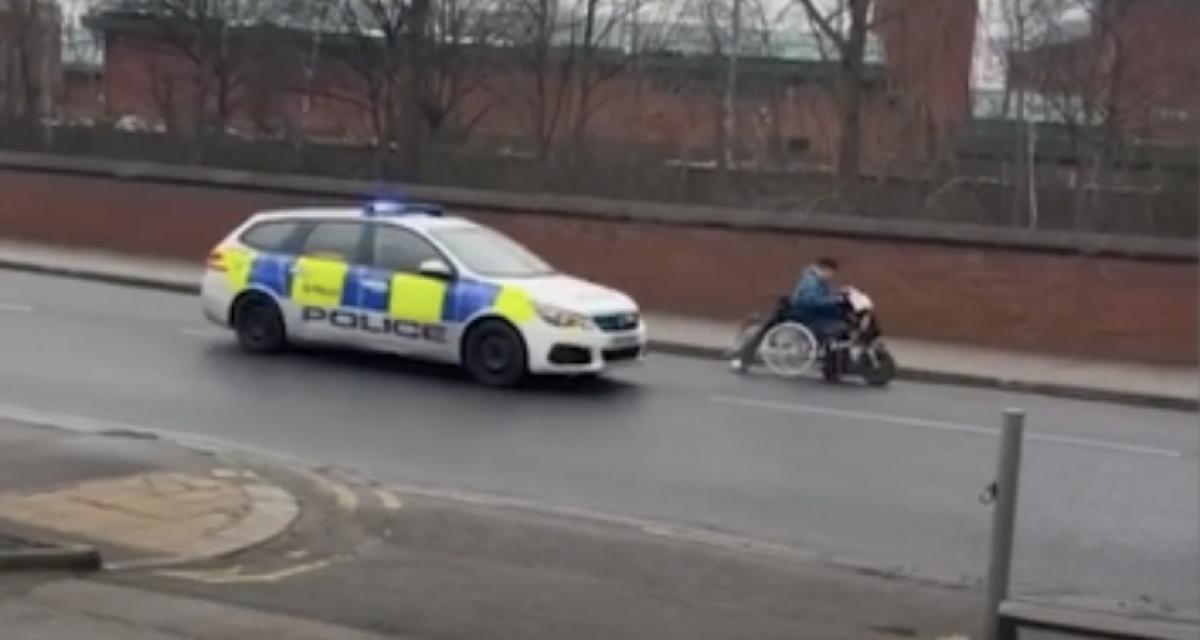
[0, 544, 102, 572]
[0, 257, 200, 296]
[648, 341, 1200, 413]
[0, 417, 299, 574]
[2, 256, 1194, 412]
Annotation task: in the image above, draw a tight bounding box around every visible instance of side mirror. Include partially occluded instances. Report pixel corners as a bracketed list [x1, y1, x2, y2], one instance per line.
[418, 258, 454, 280]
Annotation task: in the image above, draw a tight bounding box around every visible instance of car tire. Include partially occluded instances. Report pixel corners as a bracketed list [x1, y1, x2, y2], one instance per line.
[233, 293, 287, 354]
[463, 319, 528, 387]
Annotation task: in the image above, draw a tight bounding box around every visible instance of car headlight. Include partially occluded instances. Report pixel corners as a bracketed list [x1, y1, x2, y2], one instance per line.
[535, 303, 593, 329]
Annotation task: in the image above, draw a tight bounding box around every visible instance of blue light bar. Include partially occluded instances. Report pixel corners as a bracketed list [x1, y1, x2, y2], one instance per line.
[363, 200, 443, 217]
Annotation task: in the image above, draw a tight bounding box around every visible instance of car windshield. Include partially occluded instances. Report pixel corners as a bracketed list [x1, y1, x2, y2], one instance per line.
[430, 226, 555, 278]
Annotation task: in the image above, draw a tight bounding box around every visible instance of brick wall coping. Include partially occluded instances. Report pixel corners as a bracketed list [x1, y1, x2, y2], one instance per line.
[0, 150, 1193, 261]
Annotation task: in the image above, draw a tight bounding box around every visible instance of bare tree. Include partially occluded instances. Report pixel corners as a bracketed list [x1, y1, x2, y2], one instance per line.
[422, 0, 507, 141]
[0, 0, 58, 129]
[792, 0, 873, 187]
[492, 0, 639, 159]
[693, 0, 735, 170]
[742, 0, 806, 170]
[100, 0, 283, 144]
[1006, 0, 1178, 232]
[497, 0, 577, 157]
[994, 0, 1056, 225]
[570, 0, 639, 148]
[315, 0, 432, 177]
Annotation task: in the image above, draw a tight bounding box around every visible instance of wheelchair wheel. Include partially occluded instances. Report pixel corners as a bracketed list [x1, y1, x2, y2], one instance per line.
[760, 322, 818, 378]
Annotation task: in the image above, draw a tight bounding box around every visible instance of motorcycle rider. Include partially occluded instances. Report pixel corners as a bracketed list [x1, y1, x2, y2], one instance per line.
[730, 256, 849, 372]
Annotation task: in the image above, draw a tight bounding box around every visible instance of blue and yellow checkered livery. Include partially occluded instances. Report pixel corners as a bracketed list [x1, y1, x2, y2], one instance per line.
[218, 248, 534, 326]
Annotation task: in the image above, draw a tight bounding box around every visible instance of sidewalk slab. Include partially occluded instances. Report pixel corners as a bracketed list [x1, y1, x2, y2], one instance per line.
[0, 579, 402, 639]
[1, 240, 1195, 410]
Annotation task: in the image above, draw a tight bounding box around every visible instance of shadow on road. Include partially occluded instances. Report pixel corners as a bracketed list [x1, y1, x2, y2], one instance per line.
[197, 342, 641, 400]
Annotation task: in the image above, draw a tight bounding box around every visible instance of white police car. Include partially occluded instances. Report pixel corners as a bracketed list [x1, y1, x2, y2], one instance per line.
[200, 201, 646, 386]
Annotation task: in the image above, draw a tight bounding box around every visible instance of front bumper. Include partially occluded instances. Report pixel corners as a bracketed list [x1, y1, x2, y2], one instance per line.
[524, 323, 648, 374]
[200, 270, 234, 328]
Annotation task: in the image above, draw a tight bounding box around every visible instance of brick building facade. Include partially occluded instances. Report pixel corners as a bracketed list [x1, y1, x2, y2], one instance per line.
[80, 1, 979, 172]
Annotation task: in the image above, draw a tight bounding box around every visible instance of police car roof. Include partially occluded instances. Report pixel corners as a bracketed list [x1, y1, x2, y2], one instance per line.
[250, 206, 476, 231]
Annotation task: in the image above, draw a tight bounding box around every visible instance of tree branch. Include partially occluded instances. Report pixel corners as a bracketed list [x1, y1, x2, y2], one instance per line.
[794, 0, 846, 51]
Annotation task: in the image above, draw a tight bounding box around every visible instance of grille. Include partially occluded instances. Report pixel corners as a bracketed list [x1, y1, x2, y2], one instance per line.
[549, 345, 593, 365]
[593, 312, 640, 333]
[602, 346, 642, 362]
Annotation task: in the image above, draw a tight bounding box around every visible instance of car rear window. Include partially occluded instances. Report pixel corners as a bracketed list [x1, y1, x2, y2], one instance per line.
[240, 220, 302, 252]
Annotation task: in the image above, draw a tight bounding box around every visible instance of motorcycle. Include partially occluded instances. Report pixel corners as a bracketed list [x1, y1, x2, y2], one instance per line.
[729, 286, 897, 387]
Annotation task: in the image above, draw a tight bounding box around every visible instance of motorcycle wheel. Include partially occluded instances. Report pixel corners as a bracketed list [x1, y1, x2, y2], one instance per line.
[862, 346, 897, 387]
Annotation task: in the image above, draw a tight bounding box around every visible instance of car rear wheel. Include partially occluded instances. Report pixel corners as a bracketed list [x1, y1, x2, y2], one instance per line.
[463, 319, 528, 387]
[233, 294, 287, 354]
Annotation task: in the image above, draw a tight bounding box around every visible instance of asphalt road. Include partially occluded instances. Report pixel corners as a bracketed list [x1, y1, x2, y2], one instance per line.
[0, 269, 1196, 613]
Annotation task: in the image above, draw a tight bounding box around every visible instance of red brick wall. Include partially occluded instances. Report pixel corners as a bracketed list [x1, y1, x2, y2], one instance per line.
[0, 168, 1194, 363]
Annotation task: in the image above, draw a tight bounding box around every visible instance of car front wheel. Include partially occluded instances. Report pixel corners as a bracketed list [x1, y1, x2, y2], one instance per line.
[463, 319, 528, 387]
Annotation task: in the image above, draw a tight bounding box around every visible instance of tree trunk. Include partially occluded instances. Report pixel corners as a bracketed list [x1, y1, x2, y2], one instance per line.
[399, 0, 432, 181]
[573, 0, 599, 149]
[11, 0, 42, 129]
[834, 0, 870, 191]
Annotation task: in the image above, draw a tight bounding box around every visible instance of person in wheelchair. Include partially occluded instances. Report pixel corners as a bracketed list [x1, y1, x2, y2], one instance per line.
[731, 256, 850, 372]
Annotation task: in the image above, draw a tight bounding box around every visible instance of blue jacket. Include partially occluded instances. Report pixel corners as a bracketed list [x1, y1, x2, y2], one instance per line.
[789, 266, 842, 318]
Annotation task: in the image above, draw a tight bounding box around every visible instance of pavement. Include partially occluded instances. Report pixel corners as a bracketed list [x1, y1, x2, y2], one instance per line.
[0, 266, 1196, 618]
[0, 419, 297, 570]
[0, 578, 397, 639]
[0, 240, 1195, 410]
[0, 414, 989, 639]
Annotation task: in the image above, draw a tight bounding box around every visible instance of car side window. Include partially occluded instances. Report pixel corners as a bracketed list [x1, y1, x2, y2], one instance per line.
[299, 222, 365, 262]
[240, 220, 302, 252]
[372, 226, 443, 273]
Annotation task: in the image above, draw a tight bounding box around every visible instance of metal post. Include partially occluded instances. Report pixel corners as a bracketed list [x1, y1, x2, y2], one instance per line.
[984, 409, 1025, 640]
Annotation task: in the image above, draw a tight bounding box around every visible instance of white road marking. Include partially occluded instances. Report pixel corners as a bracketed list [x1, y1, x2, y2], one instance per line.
[157, 559, 332, 584]
[300, 470, 359, 513]
[373, 488, 402, 510]
[0, 302, 34, 314]
[708, 394, 1184, 459]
